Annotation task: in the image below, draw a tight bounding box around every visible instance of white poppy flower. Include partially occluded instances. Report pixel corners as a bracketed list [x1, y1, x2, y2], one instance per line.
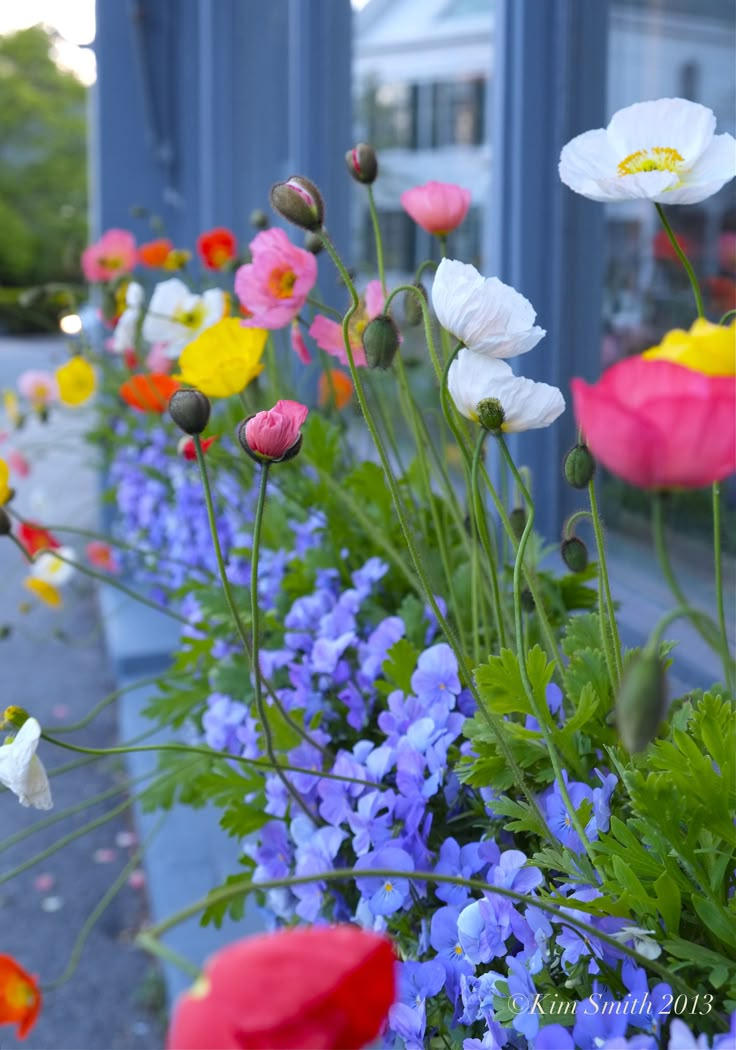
[448, 349, 565, 432]
[432, 260, 545, 358]
[559, 97, 736, 205]
[0, 718, 53, 809]
[141, 278, 226, 360]
[29, 546, 75, 587]
[112, 282, 145, 354]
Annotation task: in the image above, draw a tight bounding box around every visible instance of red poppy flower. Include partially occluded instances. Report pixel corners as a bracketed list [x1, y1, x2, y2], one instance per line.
[0, 954, 42, 1039]
[197, 227, 238, 270]
[166, 925, 396, 1050]
[139, 238, 175, 268]
[119, 374, 181, 413]
[18, 522, 61, 557]
[177, 435, 218, 461]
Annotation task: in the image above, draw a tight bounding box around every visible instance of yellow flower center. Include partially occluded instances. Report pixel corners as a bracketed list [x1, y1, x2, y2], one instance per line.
[173, 302, 207, 330]
[617, 146, 684, 177]
[348, 311, 369, 345]
[267, 267, 298, 299]
[98, 253, 123, 271]
[384, 881, 394, 893]
[6, 974, 35, 1010]
[31, 382, 49, 403]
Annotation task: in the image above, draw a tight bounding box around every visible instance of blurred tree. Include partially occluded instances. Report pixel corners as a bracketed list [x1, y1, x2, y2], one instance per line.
[0, 26, 87, 301]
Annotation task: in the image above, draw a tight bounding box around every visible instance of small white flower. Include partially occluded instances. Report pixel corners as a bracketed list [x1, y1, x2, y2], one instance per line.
[611, 925, 662, 961]
[112, 282, 145, 354]
[142, 278, 226, 360]
[559, 97, 736, 205]
[0, 718, 53, 809]
[30, 546, 75, 587]
[432, 260, 546, 358]
[448, 349, 565, 432]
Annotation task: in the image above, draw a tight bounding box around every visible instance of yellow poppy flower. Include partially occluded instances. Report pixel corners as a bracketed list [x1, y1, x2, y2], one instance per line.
[23, 578, 62, 608]
[56, 357, 96, 406]
[175, 318, 267, 397]
[3, 390, 21, 428]
[0, 459, 10, 505]
[642, 318, 736, 376]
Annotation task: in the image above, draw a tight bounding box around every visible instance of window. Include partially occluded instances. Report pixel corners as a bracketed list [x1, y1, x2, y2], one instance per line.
[431, 78, 485, 147]
[362, 209, 416, 273]
[362, 82, 417, 150]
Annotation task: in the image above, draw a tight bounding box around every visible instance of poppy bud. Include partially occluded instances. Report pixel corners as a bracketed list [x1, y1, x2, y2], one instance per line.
[0, 507, 11, 536]
[477, 397, 505, 433]
[616, 650, 667, 753]
[250, 209, 269, 231]
[561, 536, 589, 572]
[304, 232, 324, 255]
[270, 176, 324, 231]
[521, 588, 535, 613]
[345, 143, 378, 185]
[403, 282, 427, 326]
[362, 314, 400, 370]
[564, 443, 596, 488]
[509, 506, 527, 540]
[238, 400, 309, 464]
[169, 389, 211, 436]
[3, 705, 29, 728]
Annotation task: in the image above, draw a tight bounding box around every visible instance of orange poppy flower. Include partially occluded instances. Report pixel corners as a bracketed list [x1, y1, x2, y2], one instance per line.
[0, 954, 41, 1039]
[318, 368, 353, 410]
[138, 238, 174, 268]
[17, 522, 61, 558]
[197, 227, 238, 270]
[119, 374, 181, 413]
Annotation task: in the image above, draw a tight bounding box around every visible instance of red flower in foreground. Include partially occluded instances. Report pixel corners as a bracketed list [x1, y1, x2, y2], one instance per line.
[571, 356, 736, 489]
[18, 522, 61, 558]
[242, 399, 308, 462]
[119, 374, 181, 413]
[177, 435, 218, 461]
[139, 238, 174, 268]
[197, 227, 238, 270]
[166, 926, 396, 1050]
[0, 954, 41, 1040]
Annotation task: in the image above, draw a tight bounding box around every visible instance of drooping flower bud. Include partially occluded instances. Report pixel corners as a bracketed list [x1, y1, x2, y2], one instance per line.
[250, 208, 269, 231]
[561, 536, 589, 572]
[616, 650, 667, 753]
[238, 400, 309, 464]
[168, 389, 211, 436]
[403, 282, 427, 326]
[509, 506, 528, 540]
[520, 588, 535, 613]
[564, 443, 596, 488]
[0, 507, 12, 536]
[345, 143, 379, 185]
[303, 232, 324, 255]
[477, 397, 505, 433]
[270, 176, 324, 231]
[362, 314, 400, 370]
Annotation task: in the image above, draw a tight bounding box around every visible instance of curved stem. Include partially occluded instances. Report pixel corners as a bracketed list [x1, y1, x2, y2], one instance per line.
[384, 282, 443, 382]
[655, 204, 704, 318]
[718, 309, 736, 326]
[318, 231, 549, 836]
[251, 465, 314, 821]
[588, 479, 623, 686]
[564, 510, 594, 539]
[498, 436, 596, 864]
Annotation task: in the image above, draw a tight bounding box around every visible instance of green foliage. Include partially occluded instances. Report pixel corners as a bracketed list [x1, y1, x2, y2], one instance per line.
[0, 27, 87, 329]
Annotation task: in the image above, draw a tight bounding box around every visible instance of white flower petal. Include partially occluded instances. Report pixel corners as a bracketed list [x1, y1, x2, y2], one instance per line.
[664, 133, 736, 204]
[30, 547, 75, 587]
[607, 98, 715, 165]
[0, 719, 53, 810]
[432, 260, 545, 358]
[448, 350, 564, 431]
[559, 128, 621, 192]
[591, 170, 678, 201]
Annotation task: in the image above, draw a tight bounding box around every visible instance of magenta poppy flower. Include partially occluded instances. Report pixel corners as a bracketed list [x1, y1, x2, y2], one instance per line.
[243, 399, 309, 461]
[400, 181, 471, 236]
[234, 228, 317, 330]
[166, 925, 396, 1050]
[290, 320, 312, 364]
[81, 229, 137, 282]
[571, 356, 736, 489]
[308, 280, 384, 367]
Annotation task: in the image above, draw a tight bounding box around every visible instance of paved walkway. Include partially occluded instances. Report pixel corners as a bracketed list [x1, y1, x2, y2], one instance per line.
[0, 335, 163, 1050]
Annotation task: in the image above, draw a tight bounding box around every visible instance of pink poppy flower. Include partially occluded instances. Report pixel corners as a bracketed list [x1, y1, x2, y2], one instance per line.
[81, 229, 137, 282]
[400, 181, 471, 236]
[17, 370, 58, 408]
[308, 280, 384, 367]
[145, 342, 175, 374]
[242, 400, 308, 461]
[571, 356, 736, 490]
[7, 450, 30, 478]
[234, 229, 317, 329]
[290, 320, 312, 364]
[86, 541, 120, 574]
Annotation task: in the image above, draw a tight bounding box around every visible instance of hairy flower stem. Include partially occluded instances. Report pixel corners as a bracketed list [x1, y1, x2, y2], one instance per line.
[587, 480, 623, 688]
[655, 204, 704, 319]
[193, 436, 330, 764]
[366, 185, 387, 298]
[318, 230, 550, 839]
[140, 868, 707, 1008]
[472, 431, 507, 649]
[498, 436, 597, 866]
